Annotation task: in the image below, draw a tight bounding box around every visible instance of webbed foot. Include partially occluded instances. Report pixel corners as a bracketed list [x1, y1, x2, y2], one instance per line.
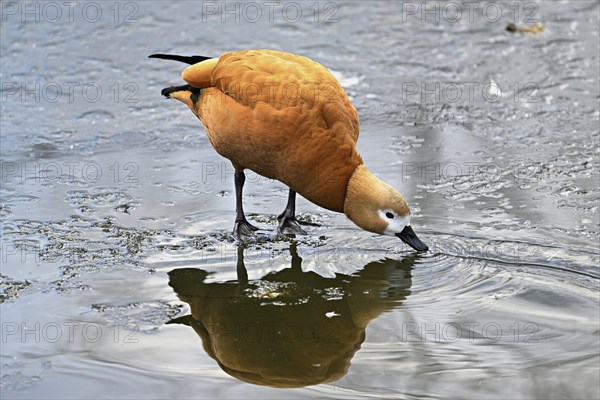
[277, 214, 308, 235]
[233, 218, 260, 242]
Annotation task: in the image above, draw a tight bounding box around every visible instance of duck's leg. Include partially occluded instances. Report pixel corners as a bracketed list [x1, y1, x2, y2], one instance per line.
[277, 189, 308, 235]
[233, 170, 259, 241]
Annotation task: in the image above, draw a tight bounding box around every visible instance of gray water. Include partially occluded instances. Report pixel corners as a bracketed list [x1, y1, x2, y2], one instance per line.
[1, 1, 599, 399]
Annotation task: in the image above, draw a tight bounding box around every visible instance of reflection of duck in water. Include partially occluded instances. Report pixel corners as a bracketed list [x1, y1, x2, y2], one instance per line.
[168, 243, 414, 388]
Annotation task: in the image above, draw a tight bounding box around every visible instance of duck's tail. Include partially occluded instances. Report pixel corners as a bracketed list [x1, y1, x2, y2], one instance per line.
[160, 84, 202, 103]
[150, 53, 219, 89]
[148, 53, 212, 65]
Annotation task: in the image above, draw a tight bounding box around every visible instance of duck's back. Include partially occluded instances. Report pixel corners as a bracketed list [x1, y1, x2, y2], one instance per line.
[192, 50, 363, 212]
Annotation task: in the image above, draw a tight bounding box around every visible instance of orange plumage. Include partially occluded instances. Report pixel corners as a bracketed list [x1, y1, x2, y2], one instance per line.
[182, 50, 361, 212]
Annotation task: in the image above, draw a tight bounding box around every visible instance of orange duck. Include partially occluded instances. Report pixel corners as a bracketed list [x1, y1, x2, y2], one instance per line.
[150, 50, 428, 251]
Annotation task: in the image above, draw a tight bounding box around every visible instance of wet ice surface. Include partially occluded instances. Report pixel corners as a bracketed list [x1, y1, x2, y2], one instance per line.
[1, 1, 599, 399]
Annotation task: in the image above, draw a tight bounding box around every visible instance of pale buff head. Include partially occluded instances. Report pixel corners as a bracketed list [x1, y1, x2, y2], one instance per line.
[343, 165, 428, 251]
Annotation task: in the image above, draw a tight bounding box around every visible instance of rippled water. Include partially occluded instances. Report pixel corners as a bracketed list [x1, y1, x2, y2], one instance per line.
[1, 1, 599, 399]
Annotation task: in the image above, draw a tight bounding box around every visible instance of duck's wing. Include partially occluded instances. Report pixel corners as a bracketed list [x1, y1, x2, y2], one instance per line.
[182, 49, 360, 143]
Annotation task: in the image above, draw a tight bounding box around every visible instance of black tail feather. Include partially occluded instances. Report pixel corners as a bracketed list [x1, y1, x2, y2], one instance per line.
[162, 84, 191, 98]
[161, 84, 202, 103]
[149, 53, 212, 65]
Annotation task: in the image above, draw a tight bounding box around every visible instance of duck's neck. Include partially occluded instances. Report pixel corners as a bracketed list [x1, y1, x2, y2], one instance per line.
[343, 166, 386, 234]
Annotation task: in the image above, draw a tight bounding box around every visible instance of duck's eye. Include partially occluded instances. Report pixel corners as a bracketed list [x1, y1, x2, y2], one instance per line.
[385, 212, 394, 219]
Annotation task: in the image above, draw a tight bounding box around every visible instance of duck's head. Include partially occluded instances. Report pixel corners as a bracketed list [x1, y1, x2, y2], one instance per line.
[344, 165, 428, 252]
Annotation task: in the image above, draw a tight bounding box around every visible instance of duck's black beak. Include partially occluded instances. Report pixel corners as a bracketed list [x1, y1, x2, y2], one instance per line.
[396, 226, 428, 252]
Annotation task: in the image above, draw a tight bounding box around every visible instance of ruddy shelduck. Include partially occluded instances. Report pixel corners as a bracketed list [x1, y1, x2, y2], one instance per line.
[150, 50, 428, 251]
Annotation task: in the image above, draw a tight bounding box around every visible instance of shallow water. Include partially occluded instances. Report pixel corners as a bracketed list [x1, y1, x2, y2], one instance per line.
[1, 1, 599, 399]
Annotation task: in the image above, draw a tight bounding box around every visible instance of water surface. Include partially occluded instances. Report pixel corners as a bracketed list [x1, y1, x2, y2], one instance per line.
[1, 1, 599, 399]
